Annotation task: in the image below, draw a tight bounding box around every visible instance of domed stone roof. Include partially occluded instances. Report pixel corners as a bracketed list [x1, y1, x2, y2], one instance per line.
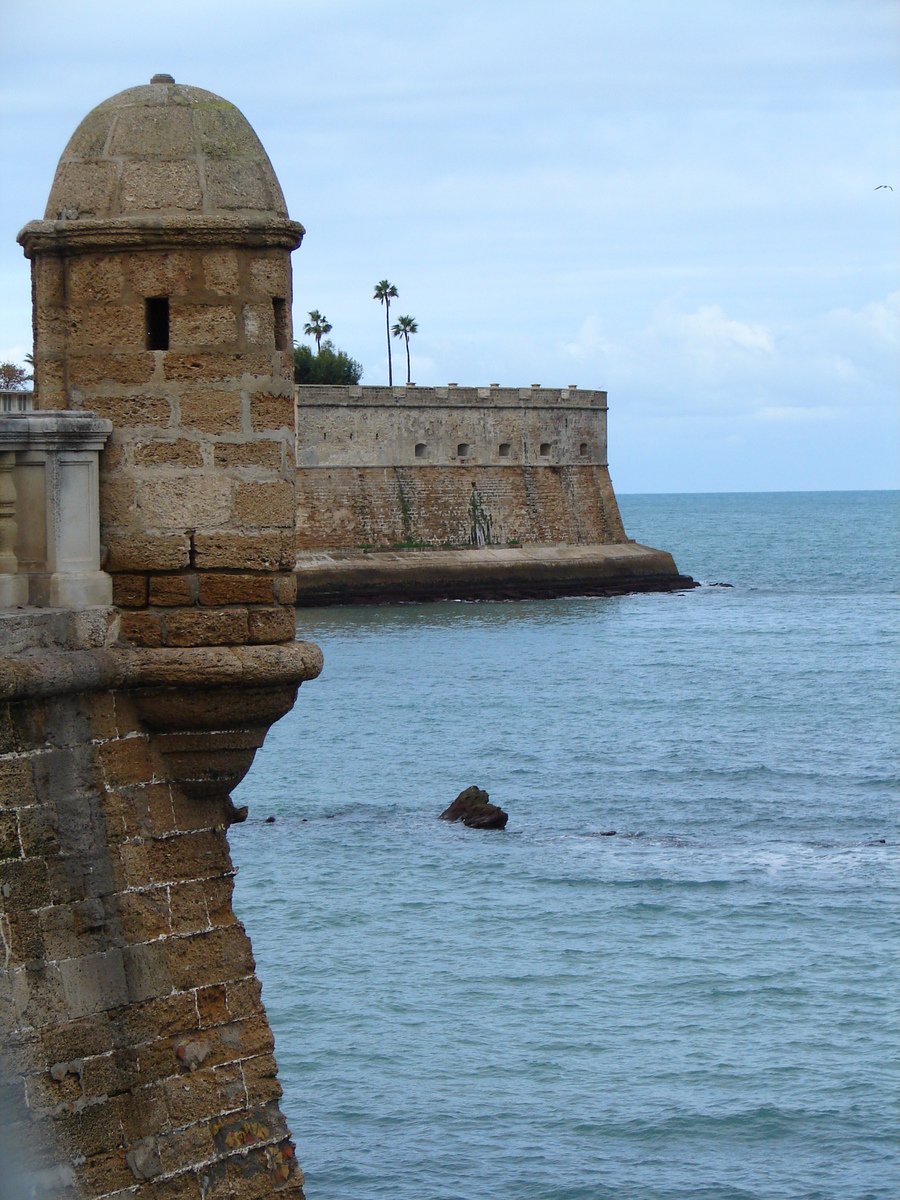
[44, 74, 290, 222]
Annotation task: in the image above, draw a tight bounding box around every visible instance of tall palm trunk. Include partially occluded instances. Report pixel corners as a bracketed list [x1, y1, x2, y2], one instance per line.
[374, 282, 399, 385]
[385, 299, 393, 385]
[404, 333, 411, 383]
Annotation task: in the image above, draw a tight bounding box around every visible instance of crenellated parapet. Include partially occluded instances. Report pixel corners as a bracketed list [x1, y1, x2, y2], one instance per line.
[296, 382, 609, 469]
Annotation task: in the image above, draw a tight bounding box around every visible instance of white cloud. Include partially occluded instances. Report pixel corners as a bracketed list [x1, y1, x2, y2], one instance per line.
[648, 304, 775, 385]
[662, 305, 774, 355]
[822, 290, 900, 348]
[561, 316, 619, 363]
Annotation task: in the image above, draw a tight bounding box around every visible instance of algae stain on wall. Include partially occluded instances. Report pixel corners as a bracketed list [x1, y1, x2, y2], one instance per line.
[469, 484, 493, 548]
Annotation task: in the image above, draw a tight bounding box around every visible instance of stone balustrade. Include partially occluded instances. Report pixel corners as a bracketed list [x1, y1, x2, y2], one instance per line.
[0, 409, 112, 608]
[0, 389, 33, 414]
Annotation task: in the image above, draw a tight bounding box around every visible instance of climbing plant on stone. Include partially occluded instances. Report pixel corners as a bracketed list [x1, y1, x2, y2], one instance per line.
[469, 483, 493, 547]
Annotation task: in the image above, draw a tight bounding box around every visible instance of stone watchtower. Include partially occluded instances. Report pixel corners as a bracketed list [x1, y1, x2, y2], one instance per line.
[2, 78, 320, 1198]
[19, 73, 301, 650]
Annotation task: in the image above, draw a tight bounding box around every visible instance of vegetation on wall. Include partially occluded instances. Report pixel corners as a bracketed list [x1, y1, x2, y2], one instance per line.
[293, 340, 363, 385]
[469, 484, 493, 547]
[299, 287, 421, 387]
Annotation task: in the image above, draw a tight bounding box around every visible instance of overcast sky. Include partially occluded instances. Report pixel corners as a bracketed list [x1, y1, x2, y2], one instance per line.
[1, 0, 896, 492]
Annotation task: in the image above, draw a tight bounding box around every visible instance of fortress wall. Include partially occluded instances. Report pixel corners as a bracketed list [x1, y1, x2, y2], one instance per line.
[294, 385, 627, 551]
[296, 384, 608, 469]
[0, 619, 320, 1198]
[295, 464, 626, 550]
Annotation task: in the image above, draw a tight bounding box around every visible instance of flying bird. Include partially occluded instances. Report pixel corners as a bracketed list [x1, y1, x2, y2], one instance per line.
[874, 184, 893, 191]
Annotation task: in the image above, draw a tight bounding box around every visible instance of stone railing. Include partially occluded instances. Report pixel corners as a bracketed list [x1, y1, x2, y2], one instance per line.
[0, 389, 33, 414]
[0, 410, 113, 608]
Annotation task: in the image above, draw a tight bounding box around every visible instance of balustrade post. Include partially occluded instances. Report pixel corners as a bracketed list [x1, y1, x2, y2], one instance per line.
[0, 412, 112, 609]
[0, 449, 28, 606]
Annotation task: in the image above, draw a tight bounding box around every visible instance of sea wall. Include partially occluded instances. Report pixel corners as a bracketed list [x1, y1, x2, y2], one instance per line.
[0, 613, 320, 1197]
[292, 384, 694, 602]
[294, 384, 627, 550]
[295, 463, 627, 550]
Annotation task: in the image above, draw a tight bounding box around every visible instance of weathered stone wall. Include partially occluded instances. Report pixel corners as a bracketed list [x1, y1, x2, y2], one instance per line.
[28, 245, 298, 649]
[4, 76, 318, 1198]
[295, 464, 626, 549]
[296, 384, 608, 468]
[0, 618, 319, 1197]
[295, 385, 627, 550]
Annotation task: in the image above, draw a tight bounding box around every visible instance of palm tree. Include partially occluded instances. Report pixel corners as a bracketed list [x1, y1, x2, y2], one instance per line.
[303, 310, 332, 352]
[391, 315, 418, 384]
[373, 280, 399, 384]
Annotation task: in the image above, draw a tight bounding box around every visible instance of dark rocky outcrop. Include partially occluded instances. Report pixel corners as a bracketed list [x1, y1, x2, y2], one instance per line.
[440, 786, 508, 830]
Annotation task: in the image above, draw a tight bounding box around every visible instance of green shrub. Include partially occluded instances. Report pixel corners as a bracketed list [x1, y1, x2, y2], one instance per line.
[293, 340, 363, 385]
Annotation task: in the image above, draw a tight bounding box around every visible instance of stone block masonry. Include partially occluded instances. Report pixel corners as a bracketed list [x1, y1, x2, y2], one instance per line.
[0, 625, 321, 1198]
[22, 242, 300, 651]
[295, 463, 625, 550]
[293, 385, 693, 602]
[20, 74, 304, 654]
[4, 75, 320, 1198]
[295, 384, 626, 550]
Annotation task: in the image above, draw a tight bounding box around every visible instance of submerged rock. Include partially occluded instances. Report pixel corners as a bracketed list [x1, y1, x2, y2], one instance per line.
[440, 785, 508, 830]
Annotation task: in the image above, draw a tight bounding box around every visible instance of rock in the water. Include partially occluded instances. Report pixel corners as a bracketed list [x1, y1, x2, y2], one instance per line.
[440, 785, 508, 830]
[264, 815, 276, 824]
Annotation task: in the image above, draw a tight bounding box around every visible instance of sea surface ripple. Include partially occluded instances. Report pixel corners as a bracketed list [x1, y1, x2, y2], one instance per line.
[233, 491, 899, 1199]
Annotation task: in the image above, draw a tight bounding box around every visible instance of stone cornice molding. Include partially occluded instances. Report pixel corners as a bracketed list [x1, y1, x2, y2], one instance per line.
[0, 410, 112, 452]
[0, 639, 324, 701]
[18, 214, 305, 257]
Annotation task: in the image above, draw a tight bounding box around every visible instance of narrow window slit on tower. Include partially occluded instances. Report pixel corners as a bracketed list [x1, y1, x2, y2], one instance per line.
[415, 443, 427, 458]
[273, 298, 289, 350]
[498, 443, 511, 457]
[145, 297, 169, 350]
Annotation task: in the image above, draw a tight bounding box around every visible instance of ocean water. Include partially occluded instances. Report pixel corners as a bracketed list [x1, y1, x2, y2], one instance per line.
[231, 491, 899, 1200]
